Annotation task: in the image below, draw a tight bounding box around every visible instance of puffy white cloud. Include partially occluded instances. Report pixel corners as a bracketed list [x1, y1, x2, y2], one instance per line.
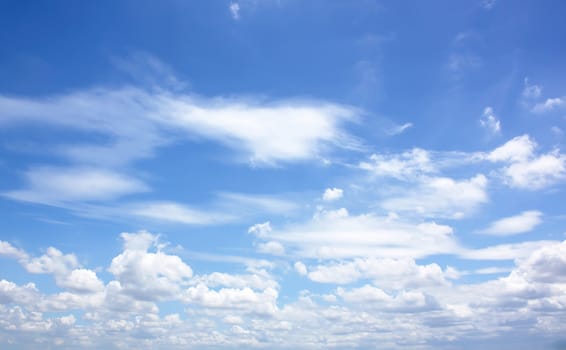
[480, 106, 501, 134]
[381, 174, 488, 219]
[184, 284, 278, 315]
[479, 210, 542, 236]
[247, 221, 272, 238]
[108, 231, 193, 301]
[306, 257, 452, 288]
[322, 187, 343, 201]
[294, 261, 308, 276]
[256, 241, 285, 255]
[487, 135, 536, 162]
[360, 148, 435, 180]
[337, 285, 439, 312]
[532, 97, 564, 113]
[0, 241, 28, 261]
[487, 135, 566, 189]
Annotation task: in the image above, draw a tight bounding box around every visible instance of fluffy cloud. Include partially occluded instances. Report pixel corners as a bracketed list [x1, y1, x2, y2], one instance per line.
[479, 210, 543, 236]
[487, 135, 566, 189]
[306, 257, 453, 288]
[360, 148, 435, 180]
[322, 187, 343, 201]
[381, 174, 488, 219]
[532, 97, 564, 113]
[480, 106, 501, 134]
[108, 231, 193, 301]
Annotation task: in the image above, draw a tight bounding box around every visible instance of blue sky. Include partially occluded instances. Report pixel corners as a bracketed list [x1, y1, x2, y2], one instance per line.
[1, 0, 566, 349]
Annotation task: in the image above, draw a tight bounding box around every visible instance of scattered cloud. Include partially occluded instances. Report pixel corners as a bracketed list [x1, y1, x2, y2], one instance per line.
[480, 106, 501, 134]
[486, 135, 566, 189]
[360, 148, 435, 180]
[522, 78, 542, 100]
[479, 210, 543, 236]
[229, 2, 241, 20]
[322, 187, 343, 201]
[532, 97, 564, 113]
[386, 122, 413, 136]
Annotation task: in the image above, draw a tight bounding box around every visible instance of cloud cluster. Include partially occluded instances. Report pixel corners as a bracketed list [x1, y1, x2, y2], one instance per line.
[1, 232, 565, 349]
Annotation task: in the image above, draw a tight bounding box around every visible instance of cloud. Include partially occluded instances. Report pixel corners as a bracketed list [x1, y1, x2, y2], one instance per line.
[294, 261, 308, 276]
[322, 187, 343, 201]
[258, 210, 459, 259]
[481, 0, 497, 10]
[479, 211, 543, 236]
[486, 135, 566, 189]
[0, 242, 104, 294]
[130, 201, 235, 225]
[480, 106, 501, 134]
[386, 122, 413, 136]
[380, 174, 488, 219]
[108, 231, 193, 301]
[0, 87, 360, 167]
[337, 285, 439, 312]
[306, 257, 453, 288]
[257, 241, 285, 255]
[462, 240, 559, 260]
[522, 78, 542, 99]
[3, 167, 148, 205]
[229, 2, 241, 20]
[532, 97, 564, 113]
[359, 148, 435, 180]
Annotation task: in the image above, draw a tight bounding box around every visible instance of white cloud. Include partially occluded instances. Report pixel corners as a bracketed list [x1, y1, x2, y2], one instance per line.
[259, 212, 459, 259]
[386, 122, 413, 136]
[307, 257, 452, 288]
[294, 261, 308, 276]
[4, 167, 148, 205]
[0, 241, 28, 261]
[522, 78, 542, 99]
[487, 134, 536, 162]
[247, 221, 272, 238]
[360, 148, 435, 180]
[183, 284, 278, 315]
[462, 240, 559, 261]
[486, 135, 566, 189]
[0, 86, 359, 167]
[229, 2, 241, 20]
[108, 231, 193, 301]
[337, 285, 439, 312]
[131, 201, 234, 225]
[257, 241, 285, 255]
[532, 97, 564, 113]
[322, 187, 343, 201]
[479, 211, 543, 236]
[381, 174, 488, 219]
[480, 106, 501, 134]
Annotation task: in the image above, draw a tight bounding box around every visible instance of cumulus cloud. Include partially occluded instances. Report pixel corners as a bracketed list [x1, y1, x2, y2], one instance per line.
[322, 187, 343, 201]
[359, 148, 435, 180]
[522, 78, 542, 99]
[532, 97, 564, 113]
[480, 106, 501, 134]
[381, 174, 488, 219]
[307, 257, 453, 288]
[108, 231, 193, 301]
[486, 135, 566, 189]
[479, 211, 543, 236]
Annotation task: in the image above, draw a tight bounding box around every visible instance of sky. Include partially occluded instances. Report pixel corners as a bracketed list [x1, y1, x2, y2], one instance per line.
[0, 0, 566, 349]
